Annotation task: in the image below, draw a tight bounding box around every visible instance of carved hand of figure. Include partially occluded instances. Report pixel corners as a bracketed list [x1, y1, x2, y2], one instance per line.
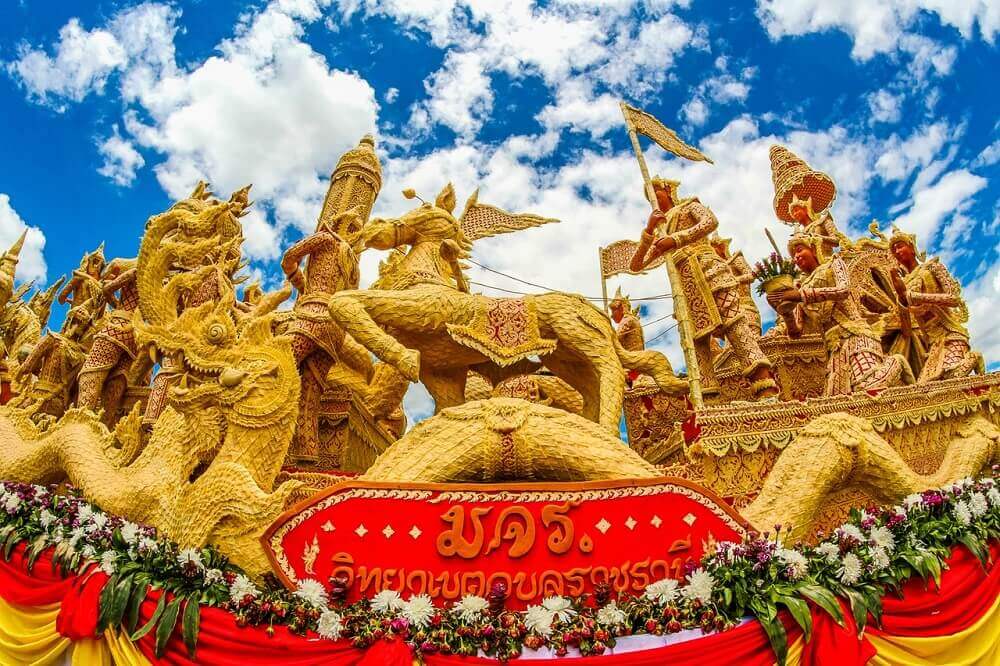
[890, 269, 908, 305]
[289, 269, 306, 294]
[766, 288, 801, 310]
[654, 236, 676, 253]
[645, 210, 666, 233]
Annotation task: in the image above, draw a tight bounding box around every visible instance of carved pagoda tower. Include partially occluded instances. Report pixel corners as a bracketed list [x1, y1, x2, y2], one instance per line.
[316, 134, 383, 232]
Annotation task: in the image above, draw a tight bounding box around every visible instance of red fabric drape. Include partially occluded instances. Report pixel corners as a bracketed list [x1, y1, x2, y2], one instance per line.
[0, 542, 997, 665]
[873, 542, 1000, 637]
[0, 543, 76, 606]
[129, 591, 368, 666]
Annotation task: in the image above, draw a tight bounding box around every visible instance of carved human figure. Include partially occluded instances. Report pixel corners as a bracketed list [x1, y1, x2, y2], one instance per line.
[767, 233, 911, 396]
[58, 243, 106, 308]
[28, 277, 66, 330]
[12, 299, 100, 418]
[629, 178, 778, 400]
[76, 258, 140, 427]
[710, 234, 761, 335]
[770, 145, 849, 262]
[609, 287, 644, 386]
[887, 226, 982, 383]
[281, 209, 362, 464]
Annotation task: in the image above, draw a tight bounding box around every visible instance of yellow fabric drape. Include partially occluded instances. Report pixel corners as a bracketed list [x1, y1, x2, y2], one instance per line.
[867, 594, 1000, 666]
[784, 636, 804, 665]
[0, 597, 70, 665]
[0, 596, 151, 666]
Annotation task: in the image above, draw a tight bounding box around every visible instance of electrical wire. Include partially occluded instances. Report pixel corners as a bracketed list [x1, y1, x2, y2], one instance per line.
[466, 258, 672, 301]
[645, 321, 679, 345]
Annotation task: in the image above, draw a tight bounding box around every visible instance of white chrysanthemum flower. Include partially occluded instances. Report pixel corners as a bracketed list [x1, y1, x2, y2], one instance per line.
[903, 494, 923, 509]
[68, 526, 86, 549]
[838, 553, 862, 585]
[177, 548, 205, 571]
[968, 492, 988, 517]
[870, 547, 891, 571]
[837, 524, 865, 543]
[815, 542, 840, 564]
[682, 568, 715, 603]
[3, 492, 21, 513]
[988, 487, 1000, 508]
[778, 548, 809, 580]
[100, 550, 118, 575]
[138, 536, 158, 553]
[205, 569, 224, 584]
[595, 601, 626, 626]
[119, 521, 140, 544]
[294, 578, 329, 608]
[89, 512, 109, 531]
[524, 604, 555, 636]
[869, 526, 895, 553]
[541, 595, 576, 623]
[228, 574, 258, 602]
[317, 610, 344, 640]
[76, 505, 93, 523]
[453, 594, 489, 622]
[52, 528, 65, 544]
[402, 594, 435, 628]
[953, 500, 972, 526]
[644, 578, 680, 604]
[371, 589, 404, 613]
[39, 509, 56, 529]
[81, 545, 97, 559]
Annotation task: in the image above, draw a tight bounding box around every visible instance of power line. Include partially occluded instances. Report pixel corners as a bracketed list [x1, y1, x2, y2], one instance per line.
[466, 258, 672, 301]
[646, 321, 679, 345]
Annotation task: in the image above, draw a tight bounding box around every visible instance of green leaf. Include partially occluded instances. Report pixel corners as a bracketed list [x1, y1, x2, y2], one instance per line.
[130, 593, 166, 641]
[862, 588, 883, 629]
[97, 573, 120, 630]
[924, 554, 942, 589]
[2, 529, 19, 560]
[182, 595, 201, 658]
[721, 587, 733, 608]
[798, 585, 844, 627]
[958, 534, 988, 568]
[104, 574, 134, 631]
[758, 612, 789, 666]
[125, 575, 150, 634]
[844, 588, 869, 635]
[776, 595, 812, 643]
[155, 597, 182, 658]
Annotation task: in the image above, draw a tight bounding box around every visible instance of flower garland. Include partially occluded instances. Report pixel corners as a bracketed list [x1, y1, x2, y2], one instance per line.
[2, 471, 999, 663]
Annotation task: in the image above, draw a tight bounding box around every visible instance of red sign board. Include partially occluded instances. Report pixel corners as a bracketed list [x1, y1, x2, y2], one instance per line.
[263, 477, 749, 607]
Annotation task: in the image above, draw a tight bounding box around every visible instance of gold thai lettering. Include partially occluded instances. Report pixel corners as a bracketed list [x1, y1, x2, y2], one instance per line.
[484, 506, 535, 558]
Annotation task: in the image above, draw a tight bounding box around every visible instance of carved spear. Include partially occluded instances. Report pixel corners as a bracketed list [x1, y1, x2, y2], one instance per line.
[620, 102, 707, 409]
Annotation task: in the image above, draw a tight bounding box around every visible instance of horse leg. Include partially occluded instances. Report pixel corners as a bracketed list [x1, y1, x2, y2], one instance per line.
[328, 292, 421, 381]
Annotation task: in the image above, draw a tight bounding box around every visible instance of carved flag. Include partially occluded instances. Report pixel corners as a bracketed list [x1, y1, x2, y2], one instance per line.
[621, 103, 713, 164]
[600, 239, 667, 277]
[458, 188, 559, 242]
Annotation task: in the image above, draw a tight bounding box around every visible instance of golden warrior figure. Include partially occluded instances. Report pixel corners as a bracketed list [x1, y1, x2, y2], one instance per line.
[58, 243, 106, 308]
[281, 135, 382, 465]
[768, 232, 911, 395]
[629, 178, 778, 399]
[609, 286, 644, 386]
[76, 257, 140, 427]
[887, 226, 983, 383]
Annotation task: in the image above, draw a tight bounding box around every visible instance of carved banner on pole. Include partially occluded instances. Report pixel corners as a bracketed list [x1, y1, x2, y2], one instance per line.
[263, 477, 749, 607]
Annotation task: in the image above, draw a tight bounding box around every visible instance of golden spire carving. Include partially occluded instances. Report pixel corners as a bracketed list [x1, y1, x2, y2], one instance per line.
[317, 134, 383, 233]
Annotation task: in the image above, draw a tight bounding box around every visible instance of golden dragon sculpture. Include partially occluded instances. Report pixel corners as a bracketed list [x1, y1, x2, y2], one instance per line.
[0, 188, 301, 576]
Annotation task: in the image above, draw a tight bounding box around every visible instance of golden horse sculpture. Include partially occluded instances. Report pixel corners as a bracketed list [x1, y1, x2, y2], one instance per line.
[0, 190, 303, 576]
[328, 184, 687, 430]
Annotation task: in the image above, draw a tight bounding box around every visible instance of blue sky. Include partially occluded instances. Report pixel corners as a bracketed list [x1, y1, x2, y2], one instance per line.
[1, 0, 998, 423]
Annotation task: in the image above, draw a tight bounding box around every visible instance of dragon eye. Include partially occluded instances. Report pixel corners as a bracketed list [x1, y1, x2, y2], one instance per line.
[205, 322, 227, 345]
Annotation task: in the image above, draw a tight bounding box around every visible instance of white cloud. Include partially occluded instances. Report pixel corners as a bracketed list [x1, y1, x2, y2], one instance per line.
[756, 0, 999, 60]
[964, 258, 1000, 368]
[867, 89, 903, 124]
[0, 195, 47, 285]
[891, 169, 987, 247]
[974, 138, 1000, 168]
[874, 122, 958, 183]
[13, 1, 379, 262]
[384, 86, 399, 103]
[679, 58, 754, 127]
[97, 127, 145, 186]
